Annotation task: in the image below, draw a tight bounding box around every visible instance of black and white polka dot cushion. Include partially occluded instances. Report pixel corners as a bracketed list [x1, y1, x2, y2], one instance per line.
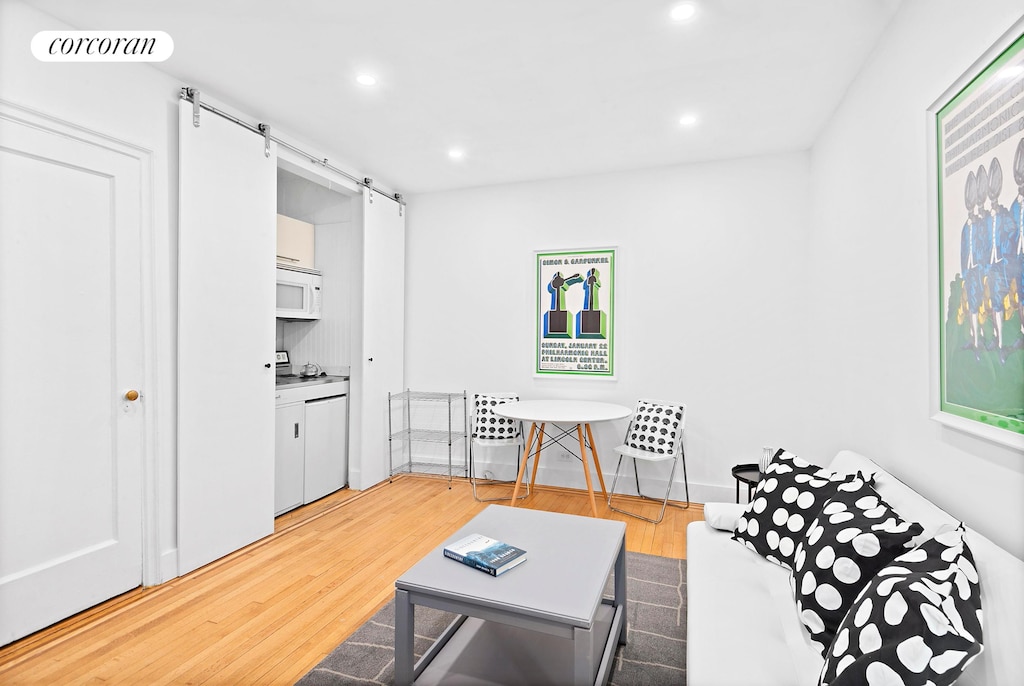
[819, 525, 983, 686]
[732, 450, 870, 570]
[791, 484, 924, 655]
[471, 394, 520, 441]
[625, 401, 683, 455]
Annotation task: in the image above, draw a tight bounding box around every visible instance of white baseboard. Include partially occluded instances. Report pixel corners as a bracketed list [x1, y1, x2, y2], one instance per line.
[158, 548, 178, 584]
[468, 455, 740, 506]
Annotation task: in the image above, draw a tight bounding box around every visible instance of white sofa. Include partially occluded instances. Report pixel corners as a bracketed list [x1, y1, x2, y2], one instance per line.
[686, 450, 1024, 685]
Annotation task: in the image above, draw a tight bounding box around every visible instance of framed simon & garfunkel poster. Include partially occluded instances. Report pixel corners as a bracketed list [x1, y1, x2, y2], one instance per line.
[535, 248, 615, 377]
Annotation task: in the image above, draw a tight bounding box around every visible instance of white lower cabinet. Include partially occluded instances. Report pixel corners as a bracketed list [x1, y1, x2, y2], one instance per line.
[275, 402, 306, 515]
[275, 389, 350, 516]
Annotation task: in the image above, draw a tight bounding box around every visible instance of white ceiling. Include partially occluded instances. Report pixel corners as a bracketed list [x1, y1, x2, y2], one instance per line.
[26, 0, 903, 194]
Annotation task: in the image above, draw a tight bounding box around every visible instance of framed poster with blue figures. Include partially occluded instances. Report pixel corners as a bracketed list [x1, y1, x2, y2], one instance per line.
[929, 16, 1024, 448]
[535, 248, 615, 377]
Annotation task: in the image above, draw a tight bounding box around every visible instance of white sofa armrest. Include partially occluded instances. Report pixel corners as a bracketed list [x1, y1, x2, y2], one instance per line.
[703, 501, 747, 532]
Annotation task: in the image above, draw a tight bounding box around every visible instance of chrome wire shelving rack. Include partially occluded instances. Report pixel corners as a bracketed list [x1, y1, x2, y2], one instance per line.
[388, 390, 468, 487]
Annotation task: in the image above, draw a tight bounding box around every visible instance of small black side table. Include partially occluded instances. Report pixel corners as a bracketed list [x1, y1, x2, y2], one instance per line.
[731, 463, 760, 503]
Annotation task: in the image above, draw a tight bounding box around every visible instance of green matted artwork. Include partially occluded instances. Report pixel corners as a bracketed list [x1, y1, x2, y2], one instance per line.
[931, 18, 1024, 444]
[535, 248, 615, 377]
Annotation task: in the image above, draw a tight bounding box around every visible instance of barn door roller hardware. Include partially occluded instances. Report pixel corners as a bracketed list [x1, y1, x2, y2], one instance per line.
[181, 87, 201, 127]
[258, 124, 271, 158]
[178, 85, 405, 206]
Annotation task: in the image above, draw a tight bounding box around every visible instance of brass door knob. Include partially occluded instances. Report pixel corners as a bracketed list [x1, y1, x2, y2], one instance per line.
[124, 390, 140, 401]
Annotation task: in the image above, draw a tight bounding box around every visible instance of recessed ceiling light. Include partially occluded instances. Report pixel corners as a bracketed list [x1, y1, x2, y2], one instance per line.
[448, 148, 465, 160]
[670, 2, 698, 22]
[356, 74, 378, 87]
[678, 113, 699, 127]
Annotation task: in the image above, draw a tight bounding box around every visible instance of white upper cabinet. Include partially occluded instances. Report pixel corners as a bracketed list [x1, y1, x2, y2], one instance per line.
[276, 214, 315, 269]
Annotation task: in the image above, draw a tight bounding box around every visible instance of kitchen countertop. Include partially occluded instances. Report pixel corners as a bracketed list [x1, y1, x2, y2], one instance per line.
[275, 374, 348, 388]
[275, 375, 349, 404]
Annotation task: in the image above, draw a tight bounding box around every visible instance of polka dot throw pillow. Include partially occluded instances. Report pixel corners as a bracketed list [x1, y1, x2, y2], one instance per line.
[732, 450, 871, 570]
[625, 401, 683, 455]
[791, 484, 924, 655]
[819, 525, 983, 686]
[471, 394, 520, 441]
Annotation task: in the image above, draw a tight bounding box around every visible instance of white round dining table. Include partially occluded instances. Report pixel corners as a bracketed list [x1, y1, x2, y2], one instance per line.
[493, 399, 631, 517]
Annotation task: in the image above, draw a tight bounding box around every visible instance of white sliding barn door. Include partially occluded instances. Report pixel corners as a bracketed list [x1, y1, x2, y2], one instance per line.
[177, 100, 276, 574]
[349, 191, 405, 489]
[0, 111, 144, 644]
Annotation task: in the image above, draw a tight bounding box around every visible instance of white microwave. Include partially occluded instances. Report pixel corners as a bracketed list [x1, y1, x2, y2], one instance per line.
[276, 266, 322, 320]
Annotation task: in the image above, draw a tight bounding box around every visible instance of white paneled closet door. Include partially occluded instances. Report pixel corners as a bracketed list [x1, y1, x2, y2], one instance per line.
[350, 190, 405, 489]
[177, 100, 277, 575]
[0, 110, 144, 645]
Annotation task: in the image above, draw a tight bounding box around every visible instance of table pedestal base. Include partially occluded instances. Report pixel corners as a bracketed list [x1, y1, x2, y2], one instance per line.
[510, 421, 608, 517]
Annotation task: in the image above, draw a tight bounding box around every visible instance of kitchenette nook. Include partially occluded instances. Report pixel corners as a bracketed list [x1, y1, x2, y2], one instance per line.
[273, 167, 357, 516]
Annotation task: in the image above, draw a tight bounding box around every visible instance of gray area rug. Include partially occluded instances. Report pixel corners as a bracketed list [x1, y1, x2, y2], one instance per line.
[296, 552, 686, 686]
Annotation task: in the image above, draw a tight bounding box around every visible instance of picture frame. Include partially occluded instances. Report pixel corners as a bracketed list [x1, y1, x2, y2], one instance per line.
[928, 17, 1024, 448]
[535, 247, 616, 377]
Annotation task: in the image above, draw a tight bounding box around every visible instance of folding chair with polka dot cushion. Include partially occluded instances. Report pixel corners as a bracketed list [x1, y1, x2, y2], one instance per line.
[470, 393, 526, 502]
[607, 400, 689, 523]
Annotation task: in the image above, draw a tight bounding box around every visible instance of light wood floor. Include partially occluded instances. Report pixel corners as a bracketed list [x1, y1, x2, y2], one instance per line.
[0, 475, 703, 685]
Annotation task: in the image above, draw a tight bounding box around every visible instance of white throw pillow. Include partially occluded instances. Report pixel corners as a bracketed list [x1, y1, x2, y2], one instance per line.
[471, 393, 520, 440]
[704, 502, 747, 531]
[625, 401, 683, 455]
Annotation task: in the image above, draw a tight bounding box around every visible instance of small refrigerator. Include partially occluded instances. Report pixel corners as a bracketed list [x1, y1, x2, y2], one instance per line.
[303, 394, 349, 503]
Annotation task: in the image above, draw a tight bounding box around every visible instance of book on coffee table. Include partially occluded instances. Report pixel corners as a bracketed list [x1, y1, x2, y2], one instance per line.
[442, 533, 527, 576]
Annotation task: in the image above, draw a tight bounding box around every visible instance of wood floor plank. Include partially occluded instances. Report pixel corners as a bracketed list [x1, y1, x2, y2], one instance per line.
[0, 476, 702, 685]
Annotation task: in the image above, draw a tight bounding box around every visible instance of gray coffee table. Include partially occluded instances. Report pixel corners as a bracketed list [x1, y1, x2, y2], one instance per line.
[394, 505, 627, 686]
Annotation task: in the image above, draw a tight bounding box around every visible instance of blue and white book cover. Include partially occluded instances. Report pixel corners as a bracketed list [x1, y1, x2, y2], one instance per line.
[443, 533, 527, 575]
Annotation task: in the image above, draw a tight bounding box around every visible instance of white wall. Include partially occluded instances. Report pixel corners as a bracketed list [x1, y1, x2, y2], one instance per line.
[405, 153, 817, 502]
[808, 0, 1024, 558]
